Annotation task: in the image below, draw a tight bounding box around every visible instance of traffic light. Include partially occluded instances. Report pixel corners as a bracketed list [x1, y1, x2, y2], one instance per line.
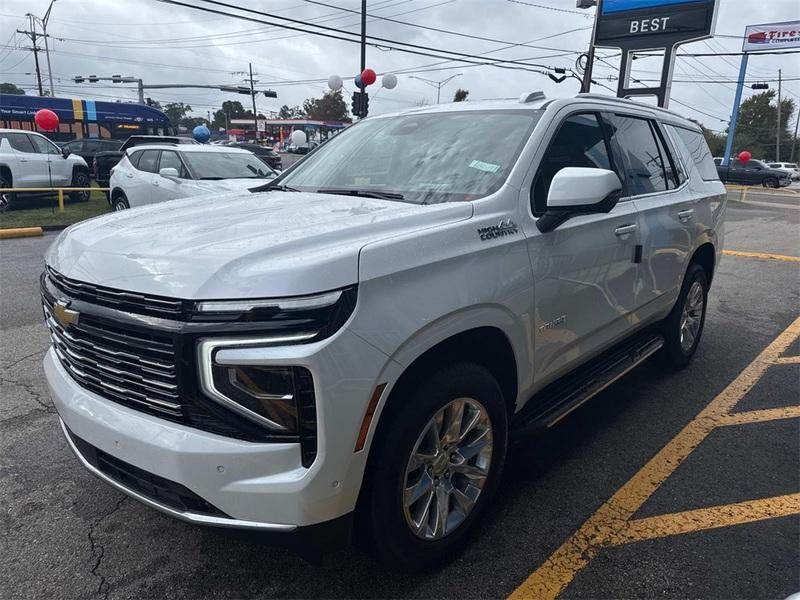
[262, 90, 277, 98]
[351, 91, 369, 118]
[751, 82, 769, 90]
[111, 74, 122, 83]
[88, 75, 99, 83]
[74, 76, 84, 83]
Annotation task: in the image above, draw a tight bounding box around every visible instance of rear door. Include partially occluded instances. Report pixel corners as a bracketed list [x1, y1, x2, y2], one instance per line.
[605, 114, 694, 322]
[524, 111, 641, 384]
[1, 132, 49, 187]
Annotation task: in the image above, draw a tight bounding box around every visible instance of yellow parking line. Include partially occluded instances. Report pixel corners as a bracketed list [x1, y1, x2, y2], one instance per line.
[613, 494, 800, 545]
[723, 250, 800, 263]
[508, 316, 800, 600]
[774, 356, 800, 365]
[716, 406, 800, 427]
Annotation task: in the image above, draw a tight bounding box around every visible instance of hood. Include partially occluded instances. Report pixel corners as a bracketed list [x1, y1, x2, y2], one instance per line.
[46, 191, 472, 299]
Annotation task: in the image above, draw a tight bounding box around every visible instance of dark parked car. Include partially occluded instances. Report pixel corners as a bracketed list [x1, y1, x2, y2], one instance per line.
[93, 135, 199, 186]
[224, 142, 282, 170]
[60, 138, 121, 172]
[714, 157, 791, 188]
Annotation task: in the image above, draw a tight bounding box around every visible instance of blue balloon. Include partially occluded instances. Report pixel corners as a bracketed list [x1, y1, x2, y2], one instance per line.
[193, 125, 211, 143]
[354, 73, 363, 88]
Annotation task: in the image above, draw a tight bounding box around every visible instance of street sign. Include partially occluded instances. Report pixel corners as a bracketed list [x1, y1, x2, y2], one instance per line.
[590, 0, 719, 107]
[742, 20, 800, 52]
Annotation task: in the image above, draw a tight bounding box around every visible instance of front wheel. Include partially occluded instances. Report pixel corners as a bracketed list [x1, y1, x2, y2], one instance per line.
[763, 177, 779, 188]
[358, 363, 508, 571]
[659, 264, 708, 369]
[69, 171, 91, 202]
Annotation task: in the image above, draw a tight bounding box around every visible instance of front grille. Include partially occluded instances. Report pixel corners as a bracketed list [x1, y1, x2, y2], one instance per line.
[43, 294, 182, 417]
[46, 266, 187, 319]
[66, 426, 228, 518]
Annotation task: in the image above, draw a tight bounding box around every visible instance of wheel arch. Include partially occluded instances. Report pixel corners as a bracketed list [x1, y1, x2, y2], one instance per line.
[688, 241, 716, 286]
[0, 164, 12, 184]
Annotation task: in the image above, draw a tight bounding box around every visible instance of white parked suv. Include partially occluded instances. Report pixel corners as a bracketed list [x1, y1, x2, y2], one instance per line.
[42, 93, 725, 569]
[767, 162, 800, 181]
[0, 129, 91, 212]
[109, 144, 277, 210]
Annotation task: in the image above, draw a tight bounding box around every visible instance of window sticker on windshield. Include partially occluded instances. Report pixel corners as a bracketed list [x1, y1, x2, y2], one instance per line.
[469, 159, 500, 174]
[354, 177, 371, 186]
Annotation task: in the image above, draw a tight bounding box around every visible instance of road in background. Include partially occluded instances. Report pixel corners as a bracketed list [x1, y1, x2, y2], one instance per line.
[1, 192, 797, 599]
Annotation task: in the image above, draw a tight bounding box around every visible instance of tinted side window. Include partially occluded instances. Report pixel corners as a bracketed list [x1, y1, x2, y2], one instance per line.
[158, 151, 189, 178]
[128, 151, 143, 169]
[28, 134, 61, 155]
[607, 115, 667, 195]
[532, 113, 613, 216]
[672, 126, 719, 181]
[0, 133, 37, 153]
[65, 140, 84, 152]
[652, 123, 684, 188]
[137, 150, 160, 173]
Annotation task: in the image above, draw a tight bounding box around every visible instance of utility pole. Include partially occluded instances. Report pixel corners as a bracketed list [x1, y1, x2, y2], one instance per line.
[246, 63, 259, 141]
[39, 0, 57, 97]
[776, 69, 782, 162]
[17, 15, 44, 96]
[409, 74, 463, 104]
[790, 104, 800, 163]
[577, 0, 598, 93]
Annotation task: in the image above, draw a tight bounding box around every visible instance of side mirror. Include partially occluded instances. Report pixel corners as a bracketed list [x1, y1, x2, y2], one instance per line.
[159, 167, 180, 179]
[537, 167, 623, 233]
[61, 147, 71, 159]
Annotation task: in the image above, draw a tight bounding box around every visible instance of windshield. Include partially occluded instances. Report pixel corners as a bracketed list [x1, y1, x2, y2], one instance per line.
[278, 109, 542, 204]
[183, 151, 276, 180]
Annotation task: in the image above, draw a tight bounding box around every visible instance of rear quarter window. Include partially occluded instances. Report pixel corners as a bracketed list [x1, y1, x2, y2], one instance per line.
[669, 126, 719, 182]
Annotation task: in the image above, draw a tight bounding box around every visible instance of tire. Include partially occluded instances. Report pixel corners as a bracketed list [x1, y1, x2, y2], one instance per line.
[763, 177, 779, 189]
[659, 263, 709, 370]
[0, 174, 14, 212]
[69, 170, 91, 202]
[112, 195, 129, 211]
[358, 363, 508, 571]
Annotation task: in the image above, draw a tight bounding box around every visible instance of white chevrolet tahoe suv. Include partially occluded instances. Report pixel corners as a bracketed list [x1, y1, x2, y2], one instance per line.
[0, 129, 91, 212]
[42, 93, 725, 569]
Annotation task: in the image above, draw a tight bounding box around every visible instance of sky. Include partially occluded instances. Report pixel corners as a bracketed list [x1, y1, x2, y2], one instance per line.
[1, 0, 798, 132]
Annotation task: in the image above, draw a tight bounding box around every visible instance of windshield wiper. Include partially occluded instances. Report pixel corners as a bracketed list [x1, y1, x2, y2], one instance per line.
[252, 182, 301, 192]
[316, 188, 405, 200]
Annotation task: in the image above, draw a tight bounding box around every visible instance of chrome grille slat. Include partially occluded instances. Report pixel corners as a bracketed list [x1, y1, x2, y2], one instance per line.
[46, 266, 185, 317]
[44, 297, 183, 417]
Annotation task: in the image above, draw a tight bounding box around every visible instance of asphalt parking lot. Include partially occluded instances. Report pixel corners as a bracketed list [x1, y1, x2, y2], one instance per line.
[1, 189, 798, 599]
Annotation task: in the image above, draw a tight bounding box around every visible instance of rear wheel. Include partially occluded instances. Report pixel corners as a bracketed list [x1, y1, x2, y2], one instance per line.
[358, 363, 508, 571]
[69, 170, 91, 202]
[112, 195, 129, 211]
[0, 174, 13, 212]
[659, 263, 708, 369]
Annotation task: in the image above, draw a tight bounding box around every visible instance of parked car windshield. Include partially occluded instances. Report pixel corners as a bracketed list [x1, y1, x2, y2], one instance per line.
[183, 151, 276, 179]
[278, 109, 542, 204]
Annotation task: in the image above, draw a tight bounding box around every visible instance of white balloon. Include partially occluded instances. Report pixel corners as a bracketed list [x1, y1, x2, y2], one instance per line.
[382, 73, 398, 90]
[291, 130, 307, 146]
[327, 74, 343, 91]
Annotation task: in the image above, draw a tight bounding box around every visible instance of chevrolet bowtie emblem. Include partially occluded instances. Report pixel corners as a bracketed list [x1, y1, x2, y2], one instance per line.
[54, 300, 80, 328]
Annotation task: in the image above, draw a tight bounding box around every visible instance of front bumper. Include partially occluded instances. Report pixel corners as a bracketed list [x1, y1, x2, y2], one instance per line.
[44, 323, 392, 530]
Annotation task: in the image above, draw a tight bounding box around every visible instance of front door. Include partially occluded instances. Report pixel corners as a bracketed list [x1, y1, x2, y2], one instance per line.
[524, 111, 641, 385]
[28, 134, 71, 186]
[151, 150, 190, 204]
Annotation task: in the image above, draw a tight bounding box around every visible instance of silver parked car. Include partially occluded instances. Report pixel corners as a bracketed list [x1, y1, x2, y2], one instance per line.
[42, 92, 724, 569]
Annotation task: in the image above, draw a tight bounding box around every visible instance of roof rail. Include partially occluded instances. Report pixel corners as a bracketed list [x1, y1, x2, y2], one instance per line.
[575, 93, 689, 120]
[519, 91, 546, 104]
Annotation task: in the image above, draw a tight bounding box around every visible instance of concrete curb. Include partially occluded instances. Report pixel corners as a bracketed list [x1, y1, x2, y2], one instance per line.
[0, 227, 44, 239]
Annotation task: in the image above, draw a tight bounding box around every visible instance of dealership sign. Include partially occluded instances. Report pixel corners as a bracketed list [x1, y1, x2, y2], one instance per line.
[589, 0, 719, 108]
[742, 20, 800, 52]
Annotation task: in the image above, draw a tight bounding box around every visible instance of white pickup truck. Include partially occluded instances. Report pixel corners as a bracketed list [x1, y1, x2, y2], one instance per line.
[0, 128, 91, 211]
[42, 93, 725, 569]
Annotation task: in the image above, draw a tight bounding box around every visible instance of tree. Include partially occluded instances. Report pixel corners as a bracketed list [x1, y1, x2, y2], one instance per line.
[729, 90, 796, 161]
[0, 82, 25, 95]
[301, 90, 351, 122]
[162, 102, 193, 127]
[211, 100, 253, 130]
[453, 88, 469, 102]
[181, 116, 208, 130]
[689, 119, 726, 157]
[278, 104, 304, 119]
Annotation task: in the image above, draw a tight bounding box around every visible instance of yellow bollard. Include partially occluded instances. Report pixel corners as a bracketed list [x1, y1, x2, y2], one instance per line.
[58, 188, 65, 213]
[741, 186, 748, 203]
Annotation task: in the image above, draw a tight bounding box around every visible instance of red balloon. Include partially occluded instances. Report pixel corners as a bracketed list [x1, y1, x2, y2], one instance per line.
[738, 150, 752, 162]
[360, 68, 377, 86]
[34, 109, 59, 131]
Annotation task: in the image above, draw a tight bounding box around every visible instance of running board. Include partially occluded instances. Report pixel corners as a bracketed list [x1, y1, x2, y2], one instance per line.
[511, 333, 664, 440]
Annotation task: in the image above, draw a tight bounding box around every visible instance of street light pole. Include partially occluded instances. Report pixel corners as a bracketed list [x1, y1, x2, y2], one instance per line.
[577, 0, 598, 93]
[40, 0, 56, 97]
[776, 69, 782, 162]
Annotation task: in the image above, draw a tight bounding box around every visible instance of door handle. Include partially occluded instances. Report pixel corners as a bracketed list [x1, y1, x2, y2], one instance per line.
[18, 158, 28, 162]
[614, 224, 637, 237]
[678, 209, 694, 222]
[153, 181, 159, 187]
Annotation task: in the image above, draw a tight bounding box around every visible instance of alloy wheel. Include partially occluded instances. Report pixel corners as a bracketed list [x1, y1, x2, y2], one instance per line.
[679, 280, 704, 352]
[402, 397, 493, 540]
